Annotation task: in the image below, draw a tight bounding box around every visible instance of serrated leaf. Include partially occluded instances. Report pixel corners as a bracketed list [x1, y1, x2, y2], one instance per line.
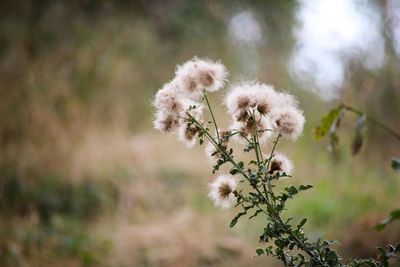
[255, 248, 264, 256]
[374, 209, 400, 231]
[249, 209, 263, 219]
[374, 223, 386, 232]
[285, 186, 298, 196]
[326, 250, 339, 265]
[314, 105, 343, 140]
[230, 211, 247, 228]
[299, 185, 313, 191]
[229, 168, 238, 175]
[297, 218, 307, 230]
[389, 209, 400, 221]
[248, 160, 258, 165]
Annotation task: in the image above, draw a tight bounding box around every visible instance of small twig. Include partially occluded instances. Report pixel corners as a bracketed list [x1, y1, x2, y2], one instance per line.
[203, 91, 220, 142]
[341, 103, 400, 142]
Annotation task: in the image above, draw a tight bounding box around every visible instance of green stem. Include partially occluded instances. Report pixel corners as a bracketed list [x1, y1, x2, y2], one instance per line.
[249, 112, 272, 202]
[257, 135, 264, 162]
[266, 134, 281, 170]
[253, 136, 261, 164]
[251, 111, 264, 163]
[203, 91, 220, 143]
[230, 129, 254, 146]
[341, 103, 400, 142]
[264, 134, 281, 206]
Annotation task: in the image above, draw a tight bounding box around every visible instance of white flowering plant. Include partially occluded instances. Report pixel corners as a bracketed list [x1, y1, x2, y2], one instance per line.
[153, 57, 400, 266]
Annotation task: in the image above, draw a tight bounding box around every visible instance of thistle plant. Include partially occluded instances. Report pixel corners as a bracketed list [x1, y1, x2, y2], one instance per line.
[153, 57, 400, 266]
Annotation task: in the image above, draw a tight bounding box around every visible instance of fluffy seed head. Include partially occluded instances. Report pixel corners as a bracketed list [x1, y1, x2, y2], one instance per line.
[271, 107, 305, 140]
[177, 123, 200, 148]
[181, 99, 204, 122]
[249, 84, 278, 116]
[230, 116, 273, 145]
[208, 174, 238, 209]
[225, 82, 256, 115]
[225, 81, 278, 119]
[153, 111, 181, 133]
[276, 91, 299, 109]
[205, 141, 218, 163]
[268, 152, 294, 176]
[195, 59, 228, 92]
[235, 110, 250, 122]
[153, 81, 183, 113]
[175, 57, 228, 100]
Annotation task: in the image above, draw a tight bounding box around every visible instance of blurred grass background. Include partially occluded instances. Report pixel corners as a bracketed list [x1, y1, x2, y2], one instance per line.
[0, 0, 399, 266]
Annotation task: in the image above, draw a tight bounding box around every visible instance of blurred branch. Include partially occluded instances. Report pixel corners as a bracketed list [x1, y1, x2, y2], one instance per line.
[341, 103, 400, 142]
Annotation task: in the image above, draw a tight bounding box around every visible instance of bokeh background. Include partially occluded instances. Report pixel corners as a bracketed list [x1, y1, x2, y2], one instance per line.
[0, 0, 399, 266]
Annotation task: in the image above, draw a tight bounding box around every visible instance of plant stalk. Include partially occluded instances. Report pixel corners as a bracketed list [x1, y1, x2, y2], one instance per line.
[341, 103, 400, 142]
[203, 91, 220, 143]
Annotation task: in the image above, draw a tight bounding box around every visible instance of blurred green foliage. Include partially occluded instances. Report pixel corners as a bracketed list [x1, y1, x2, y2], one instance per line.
[0, 173, 117, 222]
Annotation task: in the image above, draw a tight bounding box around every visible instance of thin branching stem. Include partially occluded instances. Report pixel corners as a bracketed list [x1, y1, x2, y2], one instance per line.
[248, 111, 271, 201]
[203, 91, 220, 142]
[341, 103, 400, 142]
[251, 110, 264, 163]
[253, 136, 261, 164]
[266, 134, 281, 170]
[186, 113, 246, 176]
[187, 113, 272, 205]
[257, 133, 264, 162]
[265, 134, 281, 207]
[230, 129, 256, 147]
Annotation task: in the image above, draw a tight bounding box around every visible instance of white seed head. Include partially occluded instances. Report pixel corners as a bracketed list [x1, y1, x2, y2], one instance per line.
[195, 58, 228, 92]
[204, 141, 219, 165]
[181, 99, 204, 122]
[225, 81, 278, 118]
[153, 111, 181, 134]
[276, 91, 299, 109]
[153, 81, 183, 113]
[208, 174, 238, 209]
[225, 82, 256, 115]
[268, 152, 294, 176]
[249, 84, 279, 116]
[229, 116, 273, 145]
[271, 107, 305, 141]
[175, 57, 228, 100]
[177, 123, 199, 148]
